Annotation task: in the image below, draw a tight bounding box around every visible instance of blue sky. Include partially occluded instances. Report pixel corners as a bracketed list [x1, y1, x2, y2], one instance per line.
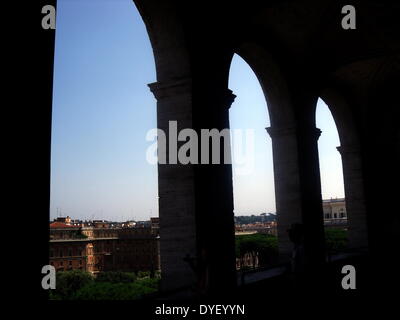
[50, 0, 344, 221]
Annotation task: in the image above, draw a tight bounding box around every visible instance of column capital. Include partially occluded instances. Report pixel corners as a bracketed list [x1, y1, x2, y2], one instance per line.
[220, 89, 236, 110]
[266, 126, 321, 140]
[265, 126, 297, 138]
[336, 145, 361, 155]
[148, 77, 192, 101]
[308, 127, 322, 140]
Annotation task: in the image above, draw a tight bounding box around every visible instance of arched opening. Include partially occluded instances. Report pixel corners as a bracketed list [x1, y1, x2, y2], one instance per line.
[49, 0, 160, 295]
[316, 99, 345, 201]
[229, 54, 277, 271]
[316, 98, 347, 257]
[51, 0, 157, 222]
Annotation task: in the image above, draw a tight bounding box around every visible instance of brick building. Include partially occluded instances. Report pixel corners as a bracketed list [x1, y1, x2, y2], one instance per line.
[49, 218, 160, 274]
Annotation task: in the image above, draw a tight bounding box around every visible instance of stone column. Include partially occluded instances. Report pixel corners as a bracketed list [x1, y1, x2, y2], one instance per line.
[149, 80, 237, 295]
[266, 126, 303, 261]
[148, 77, 198, 292]
[296, 126, 326, 268]
[337, 145, 368, 250]
[193, 88, 237, 295]
[267, 125, 326, 268]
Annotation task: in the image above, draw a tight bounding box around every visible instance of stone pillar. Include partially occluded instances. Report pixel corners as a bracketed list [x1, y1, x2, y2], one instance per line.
[193, 88, 237, 295]
[148, 77, 197, 292]
[337, 145, 368, 250]
[149, 81, 237, 295]
[267, 125, 326, 268]
[266, 126, 303, 261]
[296, 126, 326, 268]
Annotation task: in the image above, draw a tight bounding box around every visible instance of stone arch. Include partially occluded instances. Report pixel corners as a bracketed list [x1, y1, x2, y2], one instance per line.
[133, 0, 192, 82]
[228, 43, 327, 264]
[319, 86, 368, 250]
[231, 42, 296, 128]
[319, 87, 360, 148]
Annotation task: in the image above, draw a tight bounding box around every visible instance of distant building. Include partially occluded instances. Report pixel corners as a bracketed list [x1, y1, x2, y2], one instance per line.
[150, 217, 159, 229]
[49, 217, 160, 275]
[322, 198, 347, 226]
[92, 220, 110, 229]
[235, 221, 277, 236]
[53, 216, 72, 225]
[125, 221, 136, 228]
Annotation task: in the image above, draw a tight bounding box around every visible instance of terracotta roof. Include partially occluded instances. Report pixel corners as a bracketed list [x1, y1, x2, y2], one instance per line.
[50, 222, 79, 229]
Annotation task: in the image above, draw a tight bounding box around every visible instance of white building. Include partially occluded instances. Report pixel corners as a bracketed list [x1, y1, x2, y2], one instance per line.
[322, 198, 346, 220]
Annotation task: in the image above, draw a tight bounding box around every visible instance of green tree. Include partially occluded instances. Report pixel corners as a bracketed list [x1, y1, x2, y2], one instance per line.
[137, 271, 150, 279]
[95, 271, 136, 283]
[49, 270, 160, 300]
[50, 270, 94, 300]
[73, 277, 159, 300]
[235, 233, 278, 269]
[325, 228, 348, 253]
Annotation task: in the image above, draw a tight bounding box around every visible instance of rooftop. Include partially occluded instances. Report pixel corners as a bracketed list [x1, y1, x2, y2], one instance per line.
[50, 222, 79, 229]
